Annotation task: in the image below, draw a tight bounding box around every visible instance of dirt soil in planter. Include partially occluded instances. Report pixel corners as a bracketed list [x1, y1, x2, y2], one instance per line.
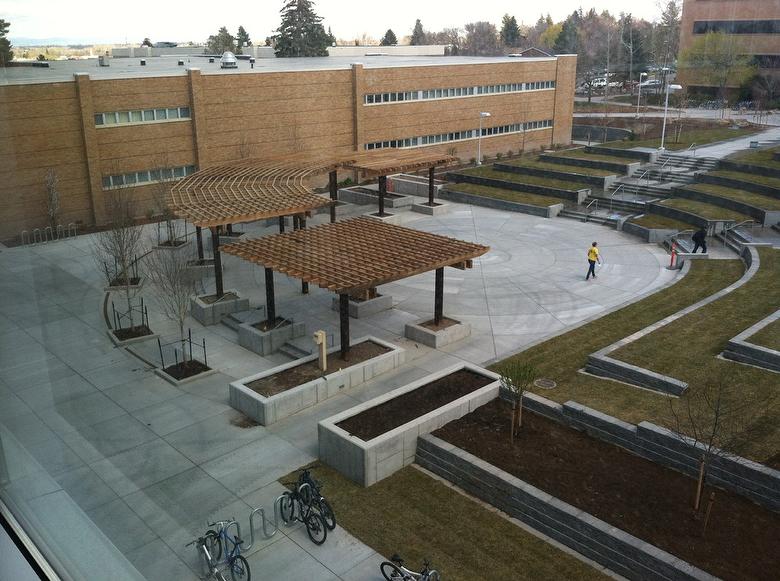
[162, 359, 211, 380]
[420, 317, 460, 331]
[113, 325, 153, 341]
[109, 277, 141, 287]
[337, 369, 492, 441]
[251, 317, 291, 332]
[247, 340, 391, 397]
[434, 399, 780, 581]
[199, 292, 238, 304]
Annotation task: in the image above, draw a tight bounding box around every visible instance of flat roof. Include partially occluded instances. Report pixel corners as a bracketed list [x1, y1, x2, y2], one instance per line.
[220, 216, 490, 294]
[0, 54, 560, 86]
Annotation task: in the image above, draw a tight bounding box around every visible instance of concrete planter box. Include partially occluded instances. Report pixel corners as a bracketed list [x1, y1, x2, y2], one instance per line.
[723, 309, 780, 372]
[230, 336, 405, 426]
[319, 363, 500, 486]
[190, 291, 250, 326]
[585, 145, 657, 163]
[540, 153, 640, 176]
[155, 365, 218, 387]
[493, 161, 618, 190]
[405, 318, 471, 348]
[152, 239, 192, 253]
[387, 174, 444, 198]
[412, 202, 449, 215]
[338, 186, 414, 208]
[237, 318, 306, 356]
[447, 171, 589, 204]
[330, 294, 393, 319]
[107, 329, 158, 347]
[364, 211, 401, 224]
[439, 188, 562, 218]
[104, 277, 144, 293]
[186, 259, 218, 279]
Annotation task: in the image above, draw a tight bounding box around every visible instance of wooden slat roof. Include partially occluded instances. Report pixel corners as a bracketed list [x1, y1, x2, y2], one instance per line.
[169, 151, 458, 228]
[220, 217, 489, 294]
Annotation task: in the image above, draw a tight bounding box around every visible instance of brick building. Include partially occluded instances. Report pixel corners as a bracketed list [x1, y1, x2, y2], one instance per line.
[678, 0, 780, 93]
[0, 54, 576, 240]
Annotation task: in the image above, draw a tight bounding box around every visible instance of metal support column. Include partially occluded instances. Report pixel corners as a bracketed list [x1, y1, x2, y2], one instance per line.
[378, 175, 387, 216]
[300, 216, 309, 294]
[212, 227, 224, 298]
[434, 267, 444, 325]
[339, 293, 350, 358]
[278, 216, 285, 233]
[265, 268, 276, 324]
[195, 226, 204, 261]
[227, 223, 234, 235]
[329, 170, 337, 223]
[428, 166, 435, 206]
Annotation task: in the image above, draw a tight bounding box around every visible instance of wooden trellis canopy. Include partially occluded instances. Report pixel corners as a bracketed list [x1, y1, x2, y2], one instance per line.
[169, 151, 458, 228]
[220, 217, 489, 294]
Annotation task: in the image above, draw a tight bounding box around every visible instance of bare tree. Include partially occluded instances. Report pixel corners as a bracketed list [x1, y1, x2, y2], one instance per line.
[44, 168, 60, 231]
[150, 156, 180, 247]
[668, 372, 774, 530]
[499, 361, 537, 444]
[93, 189, 144, 329]
[146, 243, 199, 365]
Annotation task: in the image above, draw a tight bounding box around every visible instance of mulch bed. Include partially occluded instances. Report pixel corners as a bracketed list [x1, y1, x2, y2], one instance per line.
[199, 292, 238, 304]
[251, 317, 291, 332]
[246, 340, 391, 397]
[434, 399, 780, 581]
[420, 317, 459, 331]
[112, 325, 153, 341]
[162, 359, 211, 380]
[337, 369, 492, 441]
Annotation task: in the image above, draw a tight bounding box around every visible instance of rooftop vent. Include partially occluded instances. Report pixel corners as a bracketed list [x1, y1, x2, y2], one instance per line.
[220, 51, 238, 69]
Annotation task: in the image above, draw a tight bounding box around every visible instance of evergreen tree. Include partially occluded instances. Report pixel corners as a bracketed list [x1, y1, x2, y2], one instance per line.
[464, 22, 501, 56]
[0, 19, 14, 67]
[380, 29, 398, 46]
[275, 0, 330, 57]
[500, 14, 520, 47]
[327, 26, 336, 46]
[237, 26, 252, 49]
[141, 37, 153, 47]
[410, 19, 426, 45]
[553, 11, 581, 54]
[207, 26, 237, 54]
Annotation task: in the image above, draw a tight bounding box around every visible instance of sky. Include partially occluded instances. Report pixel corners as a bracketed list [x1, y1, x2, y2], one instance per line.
[5, 0, 666, 45]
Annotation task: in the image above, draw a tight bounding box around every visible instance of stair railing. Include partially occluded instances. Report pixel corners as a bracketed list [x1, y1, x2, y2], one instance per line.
[609, 183, 626, 213]
[686, 143, 697, 157]
[722, 219, 755, 248]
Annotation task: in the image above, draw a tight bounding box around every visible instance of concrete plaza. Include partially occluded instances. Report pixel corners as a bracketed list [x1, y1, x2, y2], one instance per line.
[0, 200, 683, 580]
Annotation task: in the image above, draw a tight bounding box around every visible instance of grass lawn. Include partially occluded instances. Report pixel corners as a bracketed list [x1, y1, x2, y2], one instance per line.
[658, 198, 753, 222]
[281, 463, 609, 581]
[502, 157, 615, 177]
[493, 258, 780, 462]
[628, 214, 693, 230]
[686, 183, 780, 211]
[459, 166, 585, 191]
[552, 148, 635, 165]
[612, 247, 780, 460]
[444, 183, 564, 207]
[726, 146, 780, 168]
[748, 317, 780, 351]
[604, 127, 761, 150]
[708, 170, 780, 190]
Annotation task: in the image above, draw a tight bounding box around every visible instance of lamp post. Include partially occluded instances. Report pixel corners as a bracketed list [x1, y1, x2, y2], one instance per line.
[659, 83, 683, 151]
[476, 111, 491, 165]
[636, 72, 647, 118]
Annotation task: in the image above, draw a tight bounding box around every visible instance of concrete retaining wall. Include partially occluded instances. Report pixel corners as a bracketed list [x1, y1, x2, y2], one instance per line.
[190, 292, 250, 326]
[447, 172, 589, 203]
[718, 160, 780, 180]
[722, 309, 780, 372]
[645, 203, 714, 230]
[695, 172, 780, 201]
[539, 153, 639, 176]
[586, 145, 658, 163]
[416, 433, 716, 581]
[621, 221, 679, 243]
[338, 186, 414, 208]
[318, 363, 499, 486]
[493, 161, 617, 189]
[674, 186, 778, 226]
[387, 174, 444, 198]
[572, 125, 633, 143]
[230, 336, 404, 426]
[439, 188, 563, 218]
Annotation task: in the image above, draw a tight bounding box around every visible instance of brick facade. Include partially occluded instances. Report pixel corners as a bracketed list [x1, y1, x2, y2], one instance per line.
[0, 56, 576, 240]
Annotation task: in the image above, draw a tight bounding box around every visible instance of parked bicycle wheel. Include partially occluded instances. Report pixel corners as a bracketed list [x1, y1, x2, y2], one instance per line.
[380, 561, 407, 580]
[205, 529, 222, 561]
[280, 492, 296, 524]
[304, 512, 327, 545]
[230, 555, 251, 581]
[316, 498, 336, 530]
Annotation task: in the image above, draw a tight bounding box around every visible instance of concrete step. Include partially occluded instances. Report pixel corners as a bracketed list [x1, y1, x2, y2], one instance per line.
[559, 209, 620, 226]
[585, 196, 645, 213]
[609, 183, 671, 198]
[639, 170, 695, 184]
[277, 341, 312, 359]
[221, 308, 267, 332]
[657, 155, 719, 171]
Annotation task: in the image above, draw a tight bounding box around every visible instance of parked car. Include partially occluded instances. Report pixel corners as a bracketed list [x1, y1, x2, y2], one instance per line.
[639, 79, 662, 88]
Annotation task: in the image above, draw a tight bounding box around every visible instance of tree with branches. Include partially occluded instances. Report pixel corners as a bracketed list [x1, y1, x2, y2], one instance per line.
[275, 0, 330, 57]
[237, 26, 252, 49]
[380, 29, 397, 46]
[44, 168, 60, 232]
[500, 14, 521, 47]
[410, 19, 427, 46]
[0, 19, 13, 66]
[150, 157, 180, 247]
[141, 37, 153, 47]
[679, 32, 756, 102]
[499, 361, 537, 444]
[207, 27, 237, 54]
[463, 22, 501, 56]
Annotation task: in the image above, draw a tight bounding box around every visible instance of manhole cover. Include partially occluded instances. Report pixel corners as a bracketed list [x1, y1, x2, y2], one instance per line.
[534, 378, 557, 390]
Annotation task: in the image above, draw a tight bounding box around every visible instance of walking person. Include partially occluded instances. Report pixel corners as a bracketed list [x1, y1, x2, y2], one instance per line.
[586, 241, 602, 281]
[691, 227, 707, 254]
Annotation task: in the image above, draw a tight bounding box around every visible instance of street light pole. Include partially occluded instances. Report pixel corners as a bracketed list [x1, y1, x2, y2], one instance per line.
[476, 111, 491, 165]
[636, 72, 647, 117]
[660, 83, 683, 151]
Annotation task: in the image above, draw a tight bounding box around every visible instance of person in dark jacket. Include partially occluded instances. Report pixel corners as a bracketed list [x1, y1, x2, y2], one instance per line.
[692, 227, 707, 253]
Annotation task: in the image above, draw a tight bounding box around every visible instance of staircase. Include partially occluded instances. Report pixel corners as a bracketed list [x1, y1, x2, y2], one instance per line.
[558, 207, 622, 227]
[607, 181, 672, 199]
[656, 154, 719, 172]
[221, 308, 267, 331]
[583, 195, 645, 213]
[278, 341, 312, 359]
[636, 169, 695, 184]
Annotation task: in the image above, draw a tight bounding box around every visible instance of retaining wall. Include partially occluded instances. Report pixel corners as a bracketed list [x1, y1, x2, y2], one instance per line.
[447, 172, 589, 203]
[572, 125, 633, 143]
[621, 221, 679, 243]
[387, 174, 444, 198]
[586, 145, 657, 163]
[718, 160, 780, 180]
[694, 173, 780, 201]
[674, 186, 777, 226]
[439, 188, 563, 218]
[722, 309, 780, 372]
[539, 153, 639, 176]
[646, 202, 715, 231]
[493, 161, 617, 189]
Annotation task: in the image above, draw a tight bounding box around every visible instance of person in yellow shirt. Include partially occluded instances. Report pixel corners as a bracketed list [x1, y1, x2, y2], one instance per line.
[586, 241, 601, 280]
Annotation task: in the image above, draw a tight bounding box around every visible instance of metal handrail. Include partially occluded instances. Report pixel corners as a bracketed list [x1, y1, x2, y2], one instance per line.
[722, 219, 755, 247]
[610, 183, 626, 213]
[663, 228, 695, 249]
[686, 143, 697, 157]
[584, 198, 598, 213]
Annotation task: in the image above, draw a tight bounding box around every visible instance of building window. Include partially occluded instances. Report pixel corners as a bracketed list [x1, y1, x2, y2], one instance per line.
[102, 164, 197, 190]
[95, 106, 192, 127]
[693, 20, 780, 35]
[363, 79, 556, 105]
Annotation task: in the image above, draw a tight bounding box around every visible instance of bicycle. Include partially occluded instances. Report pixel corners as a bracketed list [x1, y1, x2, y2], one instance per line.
[296, 469, 336, 531]
[380, 554, 440, 581]
[279, 482, 328, 545]
[186, 536, 228, 581]
[202, 519, 251, 581]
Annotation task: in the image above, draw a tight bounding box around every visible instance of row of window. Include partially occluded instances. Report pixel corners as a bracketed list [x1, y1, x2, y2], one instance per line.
[364, 81, 556, 105]
[102, 165, 197, 190]
[693, 20, 780, 35]
[364, 119, 554, 150]
[95, 106, 191, 127]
